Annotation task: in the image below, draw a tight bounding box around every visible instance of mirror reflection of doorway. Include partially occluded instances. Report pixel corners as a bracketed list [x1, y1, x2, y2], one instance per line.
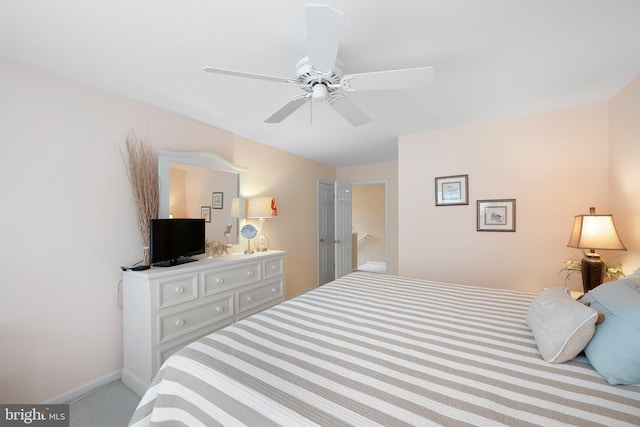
[352, 182, 387, 274]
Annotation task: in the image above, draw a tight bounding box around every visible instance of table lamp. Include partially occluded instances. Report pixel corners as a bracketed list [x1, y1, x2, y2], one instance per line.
[247, 197, 277, 252]
[567, 207, 626, 293]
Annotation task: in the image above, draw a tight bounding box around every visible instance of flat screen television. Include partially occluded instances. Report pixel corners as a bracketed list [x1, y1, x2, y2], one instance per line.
[150, 218, 206, 267]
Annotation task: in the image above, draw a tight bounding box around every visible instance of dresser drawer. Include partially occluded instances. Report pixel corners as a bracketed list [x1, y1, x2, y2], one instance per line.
[237, 280, 283, 316]
[155, 274, 198, 309]
[158, 294, 233, 344]
[203, 262, 261, 295]
[265, 257, 284, 279]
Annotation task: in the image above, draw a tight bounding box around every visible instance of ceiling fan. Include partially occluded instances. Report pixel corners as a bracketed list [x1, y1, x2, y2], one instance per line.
[203, 4, 435, 127]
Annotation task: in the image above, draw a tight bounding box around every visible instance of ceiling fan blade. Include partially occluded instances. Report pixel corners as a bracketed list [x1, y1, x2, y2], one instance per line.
[341, 67, 435, 92]
[203, 66, 291, 84]
[265, 94, 310, 123]
[328, 95, 370, 127]
[305, 4, 344, 74]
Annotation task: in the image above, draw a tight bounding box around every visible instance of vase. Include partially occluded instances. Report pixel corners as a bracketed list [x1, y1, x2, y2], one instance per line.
[143, 246, 151, 266]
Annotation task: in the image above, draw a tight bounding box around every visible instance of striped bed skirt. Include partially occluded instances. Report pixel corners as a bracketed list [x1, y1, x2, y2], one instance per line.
[130, 272, 640, 426]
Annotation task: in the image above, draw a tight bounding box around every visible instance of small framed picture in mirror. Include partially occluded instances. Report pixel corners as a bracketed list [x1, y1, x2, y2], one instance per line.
[201, 206, 211, 223]
[212, 192, 223, 209]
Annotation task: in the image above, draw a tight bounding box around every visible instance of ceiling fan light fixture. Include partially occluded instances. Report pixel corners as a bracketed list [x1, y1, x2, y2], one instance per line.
[312, 83, 328, 102]
[202, 5, 434, 126]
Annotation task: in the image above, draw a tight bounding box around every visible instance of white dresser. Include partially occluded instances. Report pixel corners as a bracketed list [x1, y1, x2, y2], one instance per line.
[121, 250, 285, 396]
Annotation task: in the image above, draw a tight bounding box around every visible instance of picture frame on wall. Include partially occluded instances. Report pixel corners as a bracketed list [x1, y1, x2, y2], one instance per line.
[201, 206, 211, 223]
[435, 174, 469, 206]
[212, 192, 223, 209]
[477, 199, 516, 232]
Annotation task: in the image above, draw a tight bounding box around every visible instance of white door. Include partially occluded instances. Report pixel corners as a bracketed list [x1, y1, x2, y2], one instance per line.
[334, 182, 353, 279]
[318, 181, 335, 285]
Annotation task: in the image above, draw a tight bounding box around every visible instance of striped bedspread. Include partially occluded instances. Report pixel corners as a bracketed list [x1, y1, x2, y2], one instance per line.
[129, 272, 640, 426]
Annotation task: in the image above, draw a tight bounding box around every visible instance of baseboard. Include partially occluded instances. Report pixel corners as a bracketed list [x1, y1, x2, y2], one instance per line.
[42, 370, 122, 404]
[121, 368, 149, 397]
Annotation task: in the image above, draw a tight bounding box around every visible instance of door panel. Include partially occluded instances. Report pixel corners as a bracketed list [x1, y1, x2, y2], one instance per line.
[334, 182, 352, 279]
[318, 182, 335, 285]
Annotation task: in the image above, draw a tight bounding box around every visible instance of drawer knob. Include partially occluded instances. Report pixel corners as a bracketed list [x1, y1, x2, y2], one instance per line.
[271, 265, 277, 271]
[176, 319, 185, 328]
[247, 296, 254, 302]
[216, 306, 224, 313]
[216, 278, 224, 284]
[175, 287, 184, 294]
[271, 287, 277, 293]
[246, 271, 254, 277]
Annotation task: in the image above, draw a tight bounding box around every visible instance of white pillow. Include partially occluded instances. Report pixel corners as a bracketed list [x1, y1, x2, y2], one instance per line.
[526, 287, 598, 363]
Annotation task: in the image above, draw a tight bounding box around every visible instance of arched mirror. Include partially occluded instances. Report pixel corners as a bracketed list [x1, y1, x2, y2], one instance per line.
[158, 150, 246, 244]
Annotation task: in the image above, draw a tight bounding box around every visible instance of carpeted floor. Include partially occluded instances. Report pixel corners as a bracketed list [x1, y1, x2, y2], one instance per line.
[357, 261, 386, 273]
[69, 380, 140, 427]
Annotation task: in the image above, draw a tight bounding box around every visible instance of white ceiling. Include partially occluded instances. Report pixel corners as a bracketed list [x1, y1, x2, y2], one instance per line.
[1, 1, 639, 167]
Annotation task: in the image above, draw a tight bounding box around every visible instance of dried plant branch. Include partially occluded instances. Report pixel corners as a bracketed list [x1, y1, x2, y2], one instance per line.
[121, 130, 159, 265]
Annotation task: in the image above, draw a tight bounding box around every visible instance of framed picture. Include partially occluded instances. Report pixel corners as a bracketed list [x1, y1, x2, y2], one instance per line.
[212, 192, 223, 209]
[477, 199, 516, 232]
[201, 206, 211, 223]
[435, 174, 469, 206]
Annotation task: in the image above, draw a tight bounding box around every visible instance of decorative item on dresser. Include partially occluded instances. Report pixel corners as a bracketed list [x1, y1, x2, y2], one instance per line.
[121, 131, 159, 266]
[567, 207, 627, 293]
[121, 250, 285, 396]
[247, 196, 278, 251]
[240, 223, 258, 254]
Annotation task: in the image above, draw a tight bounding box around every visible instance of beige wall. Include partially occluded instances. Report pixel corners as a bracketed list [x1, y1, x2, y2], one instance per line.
[0, 59, 333, 403]
[337, 162, 399, 275]
[232, 135, 335, 298]
[609, 74, 640, 272]
[398, 103, 612, 293]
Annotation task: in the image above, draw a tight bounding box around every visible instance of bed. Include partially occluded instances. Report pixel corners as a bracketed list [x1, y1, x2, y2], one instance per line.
[129, 272, 640, 426]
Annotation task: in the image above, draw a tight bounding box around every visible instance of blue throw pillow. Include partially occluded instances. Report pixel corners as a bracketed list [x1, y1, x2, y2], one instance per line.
[581, 278, 640, 385]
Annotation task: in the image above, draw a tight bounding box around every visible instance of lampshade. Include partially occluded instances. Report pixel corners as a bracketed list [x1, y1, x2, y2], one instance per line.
[567, 210, 626, 251]
[247, 197, 277, 219]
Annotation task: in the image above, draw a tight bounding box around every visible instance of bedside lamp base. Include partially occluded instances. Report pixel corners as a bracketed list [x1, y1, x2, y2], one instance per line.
[581, 252, 605, 293]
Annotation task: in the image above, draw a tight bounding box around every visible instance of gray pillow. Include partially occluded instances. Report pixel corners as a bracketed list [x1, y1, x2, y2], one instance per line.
[526, 287, 598, 363]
